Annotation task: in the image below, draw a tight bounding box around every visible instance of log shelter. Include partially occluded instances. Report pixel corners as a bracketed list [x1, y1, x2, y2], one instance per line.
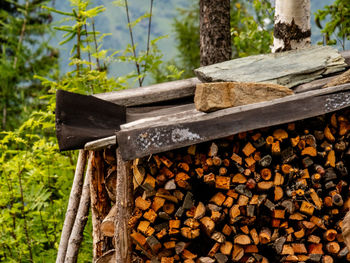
[58, 47, 350, 263]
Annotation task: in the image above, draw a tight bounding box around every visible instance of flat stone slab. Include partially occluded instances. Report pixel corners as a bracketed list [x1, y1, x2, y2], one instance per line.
[194, 46, 347, 88]
[194, 82, 294, 112]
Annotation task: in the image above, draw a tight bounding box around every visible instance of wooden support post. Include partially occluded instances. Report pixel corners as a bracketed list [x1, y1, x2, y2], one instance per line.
[115, 148, 133, 263]
[90, 151, 112, 261]
[65, 152, 92, 263]
[56, 150, 88, 263]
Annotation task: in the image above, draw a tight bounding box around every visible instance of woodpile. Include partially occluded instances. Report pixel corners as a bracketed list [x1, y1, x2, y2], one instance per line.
[123, 109, 350, 263]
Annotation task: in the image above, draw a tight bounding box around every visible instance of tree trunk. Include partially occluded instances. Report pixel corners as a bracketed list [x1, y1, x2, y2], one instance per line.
[56, 150, 88, 263]
[65, 152, 92, 263]
[114, 148, 133, 263]
[90, 151, 112, 261]
[199, 0, 231, 66]
[272, 0, 311, 52]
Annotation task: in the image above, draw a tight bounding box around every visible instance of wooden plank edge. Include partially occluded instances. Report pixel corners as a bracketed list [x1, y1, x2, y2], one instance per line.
[117, 83, 350, 160]
[93, 77, 200, 107]
[84, 136, 116, 151]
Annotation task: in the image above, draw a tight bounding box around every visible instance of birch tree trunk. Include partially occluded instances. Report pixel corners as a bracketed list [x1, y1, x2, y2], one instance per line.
[199, 0, 231, 66]
[272, 0, 311, 53]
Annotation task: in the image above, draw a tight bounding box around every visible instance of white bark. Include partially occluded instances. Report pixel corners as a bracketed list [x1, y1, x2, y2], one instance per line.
[56, 150, 88, 263]
[272, 0, 311, 53]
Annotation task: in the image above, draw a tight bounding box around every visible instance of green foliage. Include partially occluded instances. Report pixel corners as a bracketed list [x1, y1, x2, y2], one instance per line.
[315, 0, 350, 49]
[231, 0, 274, 58]
[152, 0, 274, 81]
[0, 0, 173, 262]
[0, 0, 59, 130]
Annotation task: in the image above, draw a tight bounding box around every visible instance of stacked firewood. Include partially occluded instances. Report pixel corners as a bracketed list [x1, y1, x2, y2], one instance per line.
[103, 110, 350, 263]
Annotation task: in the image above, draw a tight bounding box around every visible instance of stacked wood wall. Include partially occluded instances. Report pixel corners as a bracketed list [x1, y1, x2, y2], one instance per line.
[123, 109, 350, 263]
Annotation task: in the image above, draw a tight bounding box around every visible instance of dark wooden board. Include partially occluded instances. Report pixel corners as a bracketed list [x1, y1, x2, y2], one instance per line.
[56, 90, 126, 151]
[117, 83, 350, 160]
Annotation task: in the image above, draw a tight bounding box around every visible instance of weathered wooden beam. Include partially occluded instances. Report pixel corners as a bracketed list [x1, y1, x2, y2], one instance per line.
[117, 83, 350, 160]
[90, 151, 112, 260]
[114, 149, 133, 263]
[83, 51, 350, 152]
[85, 136, 116, 151]
[94, 77, 200, 107]
[293, 75, 338, 93]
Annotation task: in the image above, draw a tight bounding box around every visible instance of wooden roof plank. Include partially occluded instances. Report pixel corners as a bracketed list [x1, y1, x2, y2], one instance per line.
[93, 77, 200, 106]
[84, 136, 116, 151]
[88, 50, 349, 108]
[116, 83, 350, 160]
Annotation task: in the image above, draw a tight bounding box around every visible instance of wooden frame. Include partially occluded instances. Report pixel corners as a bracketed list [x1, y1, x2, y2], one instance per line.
[117, 83, 350, 160]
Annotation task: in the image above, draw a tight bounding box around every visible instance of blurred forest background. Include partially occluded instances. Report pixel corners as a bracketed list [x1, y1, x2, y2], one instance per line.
[0, 0, 348, 262]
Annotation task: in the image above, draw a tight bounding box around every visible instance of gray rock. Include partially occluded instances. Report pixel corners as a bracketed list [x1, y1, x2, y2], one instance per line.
[194, 82, 293, 112]
[195, 45, 346, 88]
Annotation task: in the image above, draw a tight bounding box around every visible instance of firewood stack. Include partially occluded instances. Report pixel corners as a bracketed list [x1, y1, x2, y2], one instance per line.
[101, 110, 350, 263]
[126, 110, 350, 263]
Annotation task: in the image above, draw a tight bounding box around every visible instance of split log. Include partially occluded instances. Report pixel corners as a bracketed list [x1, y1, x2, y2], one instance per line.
[124, 109, 350, 262]
[56, 150, 88, 263]
[101, 205, 118, 237]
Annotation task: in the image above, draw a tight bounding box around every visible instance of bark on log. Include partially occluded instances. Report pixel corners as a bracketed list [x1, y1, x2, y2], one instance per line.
[90, 151, 112, 260]
[199, 0, 231, 66]
[65, 152, 92, 263]
[56, 150, 88, 263]
[115, 148, 133, 263]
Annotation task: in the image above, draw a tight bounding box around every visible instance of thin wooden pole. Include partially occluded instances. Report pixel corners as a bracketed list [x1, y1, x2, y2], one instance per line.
[56, 150, 88, 263]
[115, 148, 133, 263]
[65, 152, 92, 263]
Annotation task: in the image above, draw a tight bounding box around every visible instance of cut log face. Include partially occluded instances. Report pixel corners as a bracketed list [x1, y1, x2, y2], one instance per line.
[120, 109, 350, 262]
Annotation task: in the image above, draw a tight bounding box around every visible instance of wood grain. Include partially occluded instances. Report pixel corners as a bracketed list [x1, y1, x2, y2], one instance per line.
[117, 83, 350, 160]
[94, 78, 200, 107]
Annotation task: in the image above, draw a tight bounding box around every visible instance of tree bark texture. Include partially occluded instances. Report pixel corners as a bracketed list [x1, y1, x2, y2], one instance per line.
[65, 152, 92, 263]
[272, 0, 311, 52]
[56, 150, 88, 263]
[199, 0, 231, 66]
[90, 151, 112, 261]
[114, 148, 133, 263]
